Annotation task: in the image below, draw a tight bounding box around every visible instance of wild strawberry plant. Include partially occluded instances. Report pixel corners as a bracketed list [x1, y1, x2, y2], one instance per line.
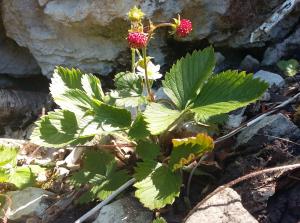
[31, 6, 268, 211]
[0, 145, 43, 190]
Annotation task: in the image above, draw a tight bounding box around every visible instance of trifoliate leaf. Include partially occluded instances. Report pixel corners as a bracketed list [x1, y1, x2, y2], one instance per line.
[50, 66, 83, 99]
[0, 145, 18, 167]
[153, 217, 167, 223]
[136, 141, 160, 161]
[169, 134, 214, 171]
[143, 103, 182, 135]
[128, 114, 150, 140]
[191, 70, 268, 121]
[69, 150, 130, 203]
[277, 59, 299, 77]
[134, 161, 181, 210]
[9, 166, 36, 189]
[31, 109, 92, 148]
[82, 74, 105, 101]
[162, 47, 215, 109]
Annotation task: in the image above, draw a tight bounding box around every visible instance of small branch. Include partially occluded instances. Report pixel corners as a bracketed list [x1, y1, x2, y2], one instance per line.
[74, 178, 136, 223]
[250, 0, 298, 42]
[184, 163, 300, 222]
[255, 133, 300, 146]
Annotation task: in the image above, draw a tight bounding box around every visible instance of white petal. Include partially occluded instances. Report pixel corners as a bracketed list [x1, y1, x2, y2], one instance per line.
[137, 66, 144, 72]
[149, 72, 162, 80]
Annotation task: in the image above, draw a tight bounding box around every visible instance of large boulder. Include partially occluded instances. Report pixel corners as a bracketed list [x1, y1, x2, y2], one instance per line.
[0, 10, 40, 77]
[1, 0, 298, 77]
[5, 187, 55, 221]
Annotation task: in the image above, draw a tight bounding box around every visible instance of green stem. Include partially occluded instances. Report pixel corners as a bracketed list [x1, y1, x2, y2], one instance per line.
[153, 22, 175, 31]
[131, 48, 135, 73]
[142, 47, 154, 101]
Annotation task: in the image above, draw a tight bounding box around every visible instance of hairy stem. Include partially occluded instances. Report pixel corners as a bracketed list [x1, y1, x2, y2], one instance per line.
[131, 48, 136, 73]
[142, 47, 154, 101]
[153, 22, 175, 31]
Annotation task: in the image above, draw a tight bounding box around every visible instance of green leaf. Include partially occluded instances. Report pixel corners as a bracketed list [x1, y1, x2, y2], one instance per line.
[134, 161, 182, 210]
[113, 94, 147, 108]
[162, 47, 215, 109]
[128, 114, 150, 140]
[114, 72, 143, 95]
[82, 74, 104, 101]
[143, 103, 182, 135]
[191, 70, 268, 121]
[93, 102, 132, 130]
[169, 134, 214, 171]
[136, 141, 160, 161]
[0, 168, 9, 182]
[54, 89, 94, 114]
[9, 166, 36, 189]
[153, 217, 167, 223]
[69, 150, 130, 203]
[31, 109, 91, 148]
[277, 59, 299, 77]
[0, 145, 18, 167]
[112, 72, 145, 107]
[50, 66, 84, 99]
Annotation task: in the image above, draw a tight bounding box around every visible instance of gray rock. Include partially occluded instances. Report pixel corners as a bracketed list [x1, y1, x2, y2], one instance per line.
[236, 113, 300, 148]
[6, 187, 54, 221]
[215, 52, 226, 66]
[260, 92, 271, 102]
[225, 108, 246, 129]
[239, 55, 260, 72]
[0, 10, 41, 77]
[262, 25, 300, 66]
[0, 89, 50, 136]
[184, 188, 258, 223]
[1, 0, 295, 77]
[93, 196, 153, 223]
[154, 87, 170, 101]
[254, 70, 285, 87]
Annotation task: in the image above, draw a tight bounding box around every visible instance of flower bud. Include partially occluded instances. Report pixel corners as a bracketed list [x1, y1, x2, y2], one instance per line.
[127, 6, 145, 22]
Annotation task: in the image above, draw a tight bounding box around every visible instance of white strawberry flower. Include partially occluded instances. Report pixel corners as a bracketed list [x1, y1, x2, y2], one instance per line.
[136, 61, 162, 80]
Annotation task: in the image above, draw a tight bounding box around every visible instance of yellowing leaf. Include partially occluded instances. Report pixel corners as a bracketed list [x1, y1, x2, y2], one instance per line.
[169, 133, 214, 171]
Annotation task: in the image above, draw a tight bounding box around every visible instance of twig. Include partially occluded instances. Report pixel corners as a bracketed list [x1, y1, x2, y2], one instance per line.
[187, 91, 300, 196]
[74, 178, 136, 223]
[184, 163, 300, 222]
[186, 156, 207, 197]
[250, 0, 298, 42]
[255, 133, 300, 146]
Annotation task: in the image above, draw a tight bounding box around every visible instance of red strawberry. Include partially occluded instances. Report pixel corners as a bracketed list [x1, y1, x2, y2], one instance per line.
[127, 32, 148, 49]
[176, 19, 192, 38]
